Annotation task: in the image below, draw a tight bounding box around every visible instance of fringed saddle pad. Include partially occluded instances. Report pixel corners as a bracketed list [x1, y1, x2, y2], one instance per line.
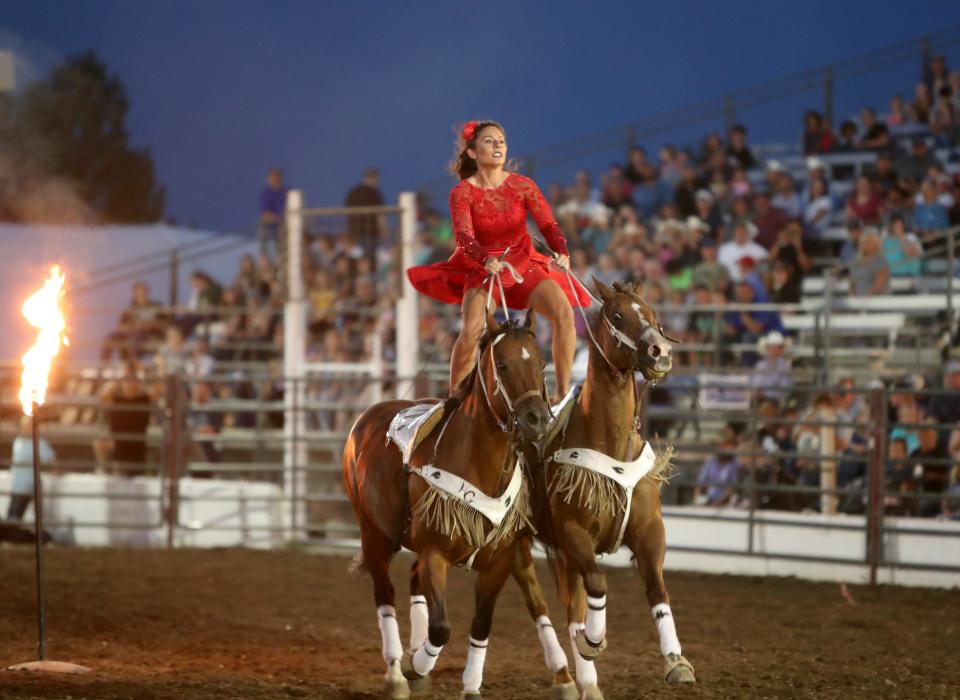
[410, 460, 531, 551]
[386, 402, 445, 465]
[550, 442, 675, 553]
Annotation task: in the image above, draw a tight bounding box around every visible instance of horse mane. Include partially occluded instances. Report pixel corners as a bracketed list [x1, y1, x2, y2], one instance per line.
[448, 319, 528, 405]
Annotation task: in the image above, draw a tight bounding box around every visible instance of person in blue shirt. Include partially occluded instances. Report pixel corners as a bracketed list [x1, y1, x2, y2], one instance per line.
[725, 279, 785, 365]
[259, 168, 288, 257]
[6, 416, 56, 522]
[912, 179, 949, 234]
[882, 215, 923, 277]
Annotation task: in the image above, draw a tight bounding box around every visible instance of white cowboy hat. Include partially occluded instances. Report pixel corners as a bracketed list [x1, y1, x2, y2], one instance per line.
[758, 330, 790, 351]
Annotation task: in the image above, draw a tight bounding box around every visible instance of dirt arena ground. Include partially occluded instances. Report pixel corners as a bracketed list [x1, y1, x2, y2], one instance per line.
[0, 548, 956, 700]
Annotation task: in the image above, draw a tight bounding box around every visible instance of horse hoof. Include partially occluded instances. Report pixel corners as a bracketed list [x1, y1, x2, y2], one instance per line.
[664, 653, 696, 683]
[459, 691, 482, 700]
[384, 659, 411, 699]
[573, 629, 607, 660]
[400, 649, 431, 691]
[553, 681, 578, 700]
[580, 684, 605, 700]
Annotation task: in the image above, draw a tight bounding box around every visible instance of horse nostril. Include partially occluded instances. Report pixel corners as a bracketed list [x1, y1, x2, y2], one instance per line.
[649, 344, 661, 358]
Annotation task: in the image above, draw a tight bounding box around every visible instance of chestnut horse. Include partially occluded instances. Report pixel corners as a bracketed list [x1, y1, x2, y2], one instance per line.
[517, 278, 696, 700]
[342, 311, 577, 699]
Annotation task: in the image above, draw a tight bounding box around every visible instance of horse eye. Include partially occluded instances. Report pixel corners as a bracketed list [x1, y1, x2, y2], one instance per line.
[612, 312, 623, 324]
[495, 361, 507, 371]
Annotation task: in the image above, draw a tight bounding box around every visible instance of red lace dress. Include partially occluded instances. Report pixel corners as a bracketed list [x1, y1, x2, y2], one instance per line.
[407, 173, 591, 309]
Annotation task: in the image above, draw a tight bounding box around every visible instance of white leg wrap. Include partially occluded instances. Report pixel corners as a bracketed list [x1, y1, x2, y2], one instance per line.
[461, 636, 488, 692]
[568, 622, 597, 687]
[409, 595, 428, 651]
[652, 603, 681, 657]
[412, 640, 443, 677]
[377, 605, 403, 664]
[536, 615, 568, 672]
[585, 594, 606, 644]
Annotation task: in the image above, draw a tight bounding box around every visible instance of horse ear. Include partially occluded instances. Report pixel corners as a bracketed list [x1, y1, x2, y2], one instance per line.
[592, 276, 615, 305]
[523, 309, 537, 333]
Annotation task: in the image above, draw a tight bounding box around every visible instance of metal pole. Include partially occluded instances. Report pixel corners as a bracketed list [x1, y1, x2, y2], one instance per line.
[823, 66, 834, 126]
[283, 190, 307, 541]
[164, 374, 180, 549]
[823, 270, 835, 384]
[30, 403, 46, 661]
[168, 249, 179, 309]
[866, 387, 887, 586]
[396, 192, 418, 399]
[947, 228, 955, 358]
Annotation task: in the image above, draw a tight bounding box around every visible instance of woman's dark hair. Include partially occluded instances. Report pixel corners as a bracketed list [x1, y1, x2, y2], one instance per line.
[449, 120, 509, 181]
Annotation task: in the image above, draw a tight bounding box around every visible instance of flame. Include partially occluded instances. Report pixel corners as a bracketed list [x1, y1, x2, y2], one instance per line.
[19, 265, 68, 416]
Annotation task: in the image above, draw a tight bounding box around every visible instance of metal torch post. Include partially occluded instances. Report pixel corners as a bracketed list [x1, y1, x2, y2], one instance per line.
[30, 402, 47, 661]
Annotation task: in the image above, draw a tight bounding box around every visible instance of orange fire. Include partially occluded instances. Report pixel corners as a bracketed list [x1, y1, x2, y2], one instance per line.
[19, 265, 68, 416]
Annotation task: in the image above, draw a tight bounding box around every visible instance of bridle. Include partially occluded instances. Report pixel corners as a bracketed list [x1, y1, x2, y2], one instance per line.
[475, 331, 544, 434]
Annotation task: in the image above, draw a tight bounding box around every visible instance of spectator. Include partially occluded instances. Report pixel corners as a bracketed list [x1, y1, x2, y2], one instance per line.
[839, 219, 865, 264]
[601, 164, 634, 209]
[930, 100, 958, 147]
[695, 427, 743, 506]
[725, 279, 785, 354]
[259, 168, 287, 257]
[623, 146, 648, 184]
[187, 381, 222, 465]
[674, 167, 700, 218]
[885, 94, 907, 127]
[833, 120, 859, 152]
[894, 138, 941, 183]
[752, 191, 791, 249]
[6, 416, 56, 522]
[658, 145, 684, 186]
[726, 124, 756, 170]
[690, 238, 729, 292]
[750, 331, 792, 400]
[100, 281, 166, 362]
[911, 422, 951, 517]
[802, 110, 833, 155]
[847, 229, 890, 296]
[694, 189, 723, 233]
[927, 360, 960, 427]
[186, 338, 215, 378]
[923, 54, 951, 99]
[344, 168, 386, 267]
[718, 222, 768, 280]
[154, 324, 188, 376]
[844, 175, 885, 226]
[885, 437, 914, 515]
[181, 270, 223, 338]
[772, 173, 803, 219]
[93, 364, 153, 477]
[857, 108, 891, 151]
[632, 163, 672, 218]
[868, 152, 900, 196]
[912, 179, 949, 234]
[803, 175, 833, 238]
[882, 215, 923, 277]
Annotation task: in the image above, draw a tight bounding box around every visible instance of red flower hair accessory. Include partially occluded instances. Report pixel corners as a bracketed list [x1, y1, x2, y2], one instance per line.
[461, 120, 478, 142]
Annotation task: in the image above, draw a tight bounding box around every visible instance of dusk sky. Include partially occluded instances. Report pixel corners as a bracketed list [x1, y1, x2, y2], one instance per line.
[3, 1, 960, 232]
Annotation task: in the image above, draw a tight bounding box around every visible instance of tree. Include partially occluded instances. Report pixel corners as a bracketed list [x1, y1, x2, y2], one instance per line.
[0, 50, 165, 224]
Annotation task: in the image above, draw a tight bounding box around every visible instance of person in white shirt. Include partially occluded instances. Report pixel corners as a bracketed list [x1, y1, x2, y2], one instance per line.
[803, 175, 833, 238]
[718, 222, 769, 280]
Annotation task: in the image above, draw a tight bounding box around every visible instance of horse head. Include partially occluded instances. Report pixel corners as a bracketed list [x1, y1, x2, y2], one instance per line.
[591, 277, 674, 381]
[479, 309, 551, 444]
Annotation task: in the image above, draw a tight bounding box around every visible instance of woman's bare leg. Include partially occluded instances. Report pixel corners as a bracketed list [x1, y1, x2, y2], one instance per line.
[528, 280, 576, 401]
[448, 289, 491, 394]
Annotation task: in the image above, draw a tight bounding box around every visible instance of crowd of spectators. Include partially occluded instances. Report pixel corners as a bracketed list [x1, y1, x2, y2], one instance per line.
[73, 54, 960, 511]
[692, 359, 960, 519]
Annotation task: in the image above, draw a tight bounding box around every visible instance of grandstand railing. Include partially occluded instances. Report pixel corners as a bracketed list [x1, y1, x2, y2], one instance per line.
[2, 372, 956, 583]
